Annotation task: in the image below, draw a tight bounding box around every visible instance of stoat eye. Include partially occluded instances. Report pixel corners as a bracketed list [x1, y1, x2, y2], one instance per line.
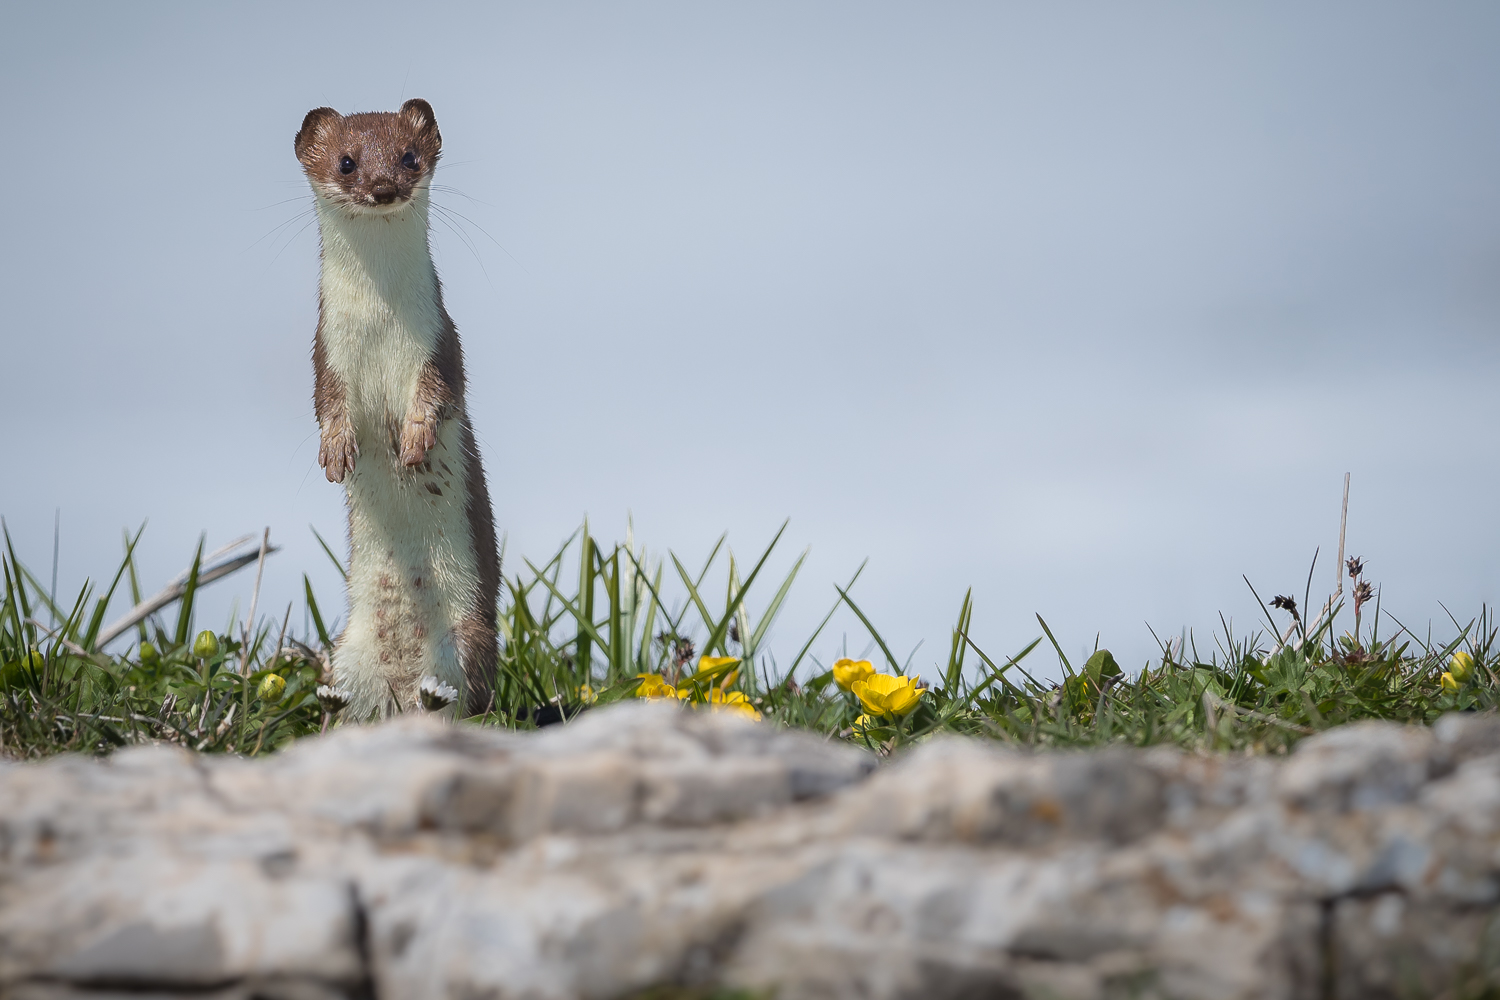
[401, 150, 419, 170]
[339, 155, 356, 175]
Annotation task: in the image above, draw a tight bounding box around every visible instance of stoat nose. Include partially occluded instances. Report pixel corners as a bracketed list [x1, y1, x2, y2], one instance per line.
[371, 179, 398, 204]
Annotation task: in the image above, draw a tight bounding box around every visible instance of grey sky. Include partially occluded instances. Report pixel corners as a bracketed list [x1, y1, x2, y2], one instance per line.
[4, 2, 1498, 677]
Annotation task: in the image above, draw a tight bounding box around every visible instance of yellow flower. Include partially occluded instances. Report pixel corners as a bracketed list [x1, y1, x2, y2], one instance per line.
[576, 684, 598, 704]
[1441, 671, 1461, 695]
[1450, 651, 1475, 685]
[832, 658, 875, 691]
[692, 655, 741, 690]
[851, 673, 924, 718]
[850, 713, 876, 736]
[707, 687, 762, 720]
[634, 674, 680, 700]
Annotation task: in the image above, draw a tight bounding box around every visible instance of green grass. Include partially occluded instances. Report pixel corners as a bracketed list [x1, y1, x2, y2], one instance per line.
[1, 518, 1494, 760]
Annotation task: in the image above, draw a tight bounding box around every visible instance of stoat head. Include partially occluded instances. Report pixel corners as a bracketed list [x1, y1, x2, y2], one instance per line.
[295, 99, 442, 216]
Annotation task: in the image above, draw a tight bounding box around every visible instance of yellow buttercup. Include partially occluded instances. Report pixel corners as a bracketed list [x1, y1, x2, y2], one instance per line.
[833, 658, 875, 691]
[634, 674, 680, 700]
[697, 655, 741, 689]
[708, 688, 762, 720]
[851, 672, 923, 718]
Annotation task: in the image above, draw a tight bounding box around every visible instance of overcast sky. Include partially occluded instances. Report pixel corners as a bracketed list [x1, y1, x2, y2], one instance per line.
[4, 2, 1499, 679]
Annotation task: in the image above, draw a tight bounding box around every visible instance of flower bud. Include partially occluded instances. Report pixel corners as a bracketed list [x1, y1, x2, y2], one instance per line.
[1449, 651, 1475, 685]
[192, 630, 220, 660]
[258, 673, 287, 702]
[138, 641, 160, 666]
[23, 648, 45, 672]
[1440, 671, 1461, 695]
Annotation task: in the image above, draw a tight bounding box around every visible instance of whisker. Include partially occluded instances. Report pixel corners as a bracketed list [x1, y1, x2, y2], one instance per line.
[271, 215, 320, 264]
[244, 207, 316, 254]
[254, 196, 316, 212]
[430, 208, 489, 279]
[430, 202, 504, 247]
[429, 202, 484, 251]
[434, 209, 500, 276]
[430, 203, 483, 247]
[431, 184, 491, 207]
[431, 199, 531, 277]
[432, 210, 477, 252]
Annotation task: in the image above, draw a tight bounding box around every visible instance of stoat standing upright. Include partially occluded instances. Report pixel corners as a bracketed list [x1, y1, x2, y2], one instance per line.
[294, 99, 499, 719]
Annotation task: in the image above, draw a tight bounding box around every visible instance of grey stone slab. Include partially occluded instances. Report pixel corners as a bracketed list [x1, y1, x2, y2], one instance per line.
[1, 707, 1497, 999]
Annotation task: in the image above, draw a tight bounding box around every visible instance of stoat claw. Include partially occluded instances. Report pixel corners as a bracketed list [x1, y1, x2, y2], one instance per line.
[319, 423, 358, 483]
[400, 413, 438, 467]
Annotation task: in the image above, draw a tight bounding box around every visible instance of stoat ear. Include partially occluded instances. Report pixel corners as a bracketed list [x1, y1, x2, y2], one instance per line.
[295, 107, 342, 167]
[400, 99, 442, 153]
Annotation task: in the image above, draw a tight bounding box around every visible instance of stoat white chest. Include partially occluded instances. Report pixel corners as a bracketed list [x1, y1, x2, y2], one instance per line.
[315, 192, 442, 428]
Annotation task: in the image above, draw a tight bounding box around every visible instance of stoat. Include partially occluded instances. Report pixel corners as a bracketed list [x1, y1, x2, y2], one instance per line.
[294, 99, 499, 719]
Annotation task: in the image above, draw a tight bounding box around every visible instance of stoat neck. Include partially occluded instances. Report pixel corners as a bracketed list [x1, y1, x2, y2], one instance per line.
[314, 187, 437, 311]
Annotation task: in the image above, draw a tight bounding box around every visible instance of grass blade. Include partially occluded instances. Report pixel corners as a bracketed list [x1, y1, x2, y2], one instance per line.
[173, 535, 206, 648]
[310, 525, 347, 582]
[304, 575, 332, 648]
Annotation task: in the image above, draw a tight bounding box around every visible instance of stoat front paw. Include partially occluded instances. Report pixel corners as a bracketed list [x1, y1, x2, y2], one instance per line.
[319, 422, 358, 483]
[400, 412, 438, 467]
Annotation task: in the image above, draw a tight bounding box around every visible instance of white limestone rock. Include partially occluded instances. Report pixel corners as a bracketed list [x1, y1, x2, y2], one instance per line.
[1, 702, 1498, 1000]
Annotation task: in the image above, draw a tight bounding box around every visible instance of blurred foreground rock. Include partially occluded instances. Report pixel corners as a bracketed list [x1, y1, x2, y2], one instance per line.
[2, 704, 1499, 1000]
